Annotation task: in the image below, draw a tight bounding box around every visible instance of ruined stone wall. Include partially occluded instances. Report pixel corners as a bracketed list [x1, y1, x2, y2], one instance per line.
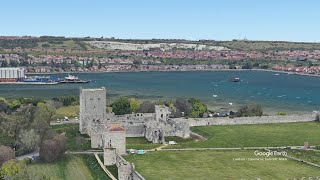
[187, 114, 315, 127]
[166, 119, 190, 138]
[132, 171, 146, 180]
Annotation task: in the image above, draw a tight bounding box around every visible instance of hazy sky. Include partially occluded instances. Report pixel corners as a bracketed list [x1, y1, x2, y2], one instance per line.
[1, 0, 320, 41]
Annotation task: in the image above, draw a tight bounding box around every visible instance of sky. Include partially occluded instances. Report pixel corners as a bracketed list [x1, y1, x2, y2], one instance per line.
[1, 0, 320, 42]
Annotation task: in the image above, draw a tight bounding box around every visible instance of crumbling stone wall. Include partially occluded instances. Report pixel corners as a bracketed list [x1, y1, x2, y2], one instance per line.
[188, 114, 316, 127]
[104, 148, 116, 166]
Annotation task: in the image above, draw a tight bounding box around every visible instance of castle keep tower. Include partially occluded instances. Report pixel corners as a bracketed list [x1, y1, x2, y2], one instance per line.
[80, 87, 107, 134]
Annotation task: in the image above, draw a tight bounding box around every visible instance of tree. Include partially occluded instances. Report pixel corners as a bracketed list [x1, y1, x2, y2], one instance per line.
[0, 97, 8, 113]
[9, 60, 19, 67]
[189, 98, 207, 118]
[0, 160, 26, 179]
[236, 104, 263, 117]
[39, 134, 66, 163]
[242, 62, 253, 69]
[112, 97, 132, 115]
[0, 146, 15, 166]
[1, 60, 8, 67]
[137, 101, 155, 113]
[58, 96, 78, 106]
[18, 129, 40, 151]
[174, 98, 192, 117]
[133, 59, 142, 65]
[8, 100, 21, 111]
[129, 98, 140, 113]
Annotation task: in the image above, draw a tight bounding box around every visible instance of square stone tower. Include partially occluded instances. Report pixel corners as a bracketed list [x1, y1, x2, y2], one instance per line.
[155, 105, 170, 122]
[80, 87, 107, 134]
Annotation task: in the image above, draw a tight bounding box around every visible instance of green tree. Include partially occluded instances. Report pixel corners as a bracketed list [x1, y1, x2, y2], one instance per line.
[129, 98, 140, 113]
[0, 160, 26, 179]
[189, 98, 207, 118]
[8, 100, 21, 110]
[112, 97, 132, 115]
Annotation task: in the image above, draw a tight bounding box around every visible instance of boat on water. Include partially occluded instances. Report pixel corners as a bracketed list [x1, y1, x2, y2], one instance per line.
[230, 77, 240, 82]
[59, 74, 90, 83]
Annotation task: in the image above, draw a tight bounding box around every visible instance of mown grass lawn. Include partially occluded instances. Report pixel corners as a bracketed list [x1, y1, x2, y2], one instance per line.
[56, 105, 79, 119]
[27, 155, 94, 180]
[125, 150, 320, 180]
[167, 122, 320, 149]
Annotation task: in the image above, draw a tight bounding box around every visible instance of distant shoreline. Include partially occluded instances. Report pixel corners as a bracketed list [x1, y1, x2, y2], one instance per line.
[25, 68, 320, 78]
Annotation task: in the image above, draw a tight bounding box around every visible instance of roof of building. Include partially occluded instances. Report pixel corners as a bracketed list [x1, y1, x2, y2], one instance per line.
[107, 123, 125, 132]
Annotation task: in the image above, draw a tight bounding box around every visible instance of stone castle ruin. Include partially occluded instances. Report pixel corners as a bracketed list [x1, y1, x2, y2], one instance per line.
[79, 87, 190, 151]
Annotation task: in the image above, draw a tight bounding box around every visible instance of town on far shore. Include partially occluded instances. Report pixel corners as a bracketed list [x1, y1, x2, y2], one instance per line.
[0, 36, 320, 75]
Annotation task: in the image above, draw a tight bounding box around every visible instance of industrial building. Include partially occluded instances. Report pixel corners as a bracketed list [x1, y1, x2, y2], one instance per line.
[0, 67, 25, 82]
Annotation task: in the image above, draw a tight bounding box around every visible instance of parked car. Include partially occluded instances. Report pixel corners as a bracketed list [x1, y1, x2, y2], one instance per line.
[64, 116, 69, 122]
[168, 141, 177, 145]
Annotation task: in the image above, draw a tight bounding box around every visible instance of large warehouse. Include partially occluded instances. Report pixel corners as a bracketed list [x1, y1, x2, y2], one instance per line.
[0, 67, 25, 82]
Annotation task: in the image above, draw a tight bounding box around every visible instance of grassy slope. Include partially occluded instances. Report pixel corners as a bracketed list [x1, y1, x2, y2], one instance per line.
[52, 124, 91, 151]
[126, 150, 320, 179]
[167, 122, 320, 149]
[81, 154, 111, 180]
[287, 150, 320, 165]
[27, 155, 93, 180]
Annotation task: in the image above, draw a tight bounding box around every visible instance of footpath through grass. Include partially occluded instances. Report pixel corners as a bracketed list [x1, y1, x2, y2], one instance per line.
[126, 150, 320, 180]
[167, 122, 320, 149]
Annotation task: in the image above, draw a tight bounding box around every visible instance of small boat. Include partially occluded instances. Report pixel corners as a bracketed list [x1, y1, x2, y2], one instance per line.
[59, 74, 90, 83]
[230, 77, 240, 82]
[275, 73, 280, 76]
[212, 94, 218, 98]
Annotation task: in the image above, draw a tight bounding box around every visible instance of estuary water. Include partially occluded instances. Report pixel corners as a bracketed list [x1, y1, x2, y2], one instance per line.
[1, 71, 319, 114]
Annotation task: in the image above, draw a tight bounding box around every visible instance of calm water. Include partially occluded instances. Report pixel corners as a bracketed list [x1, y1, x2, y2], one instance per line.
[1, 71, 319, 114]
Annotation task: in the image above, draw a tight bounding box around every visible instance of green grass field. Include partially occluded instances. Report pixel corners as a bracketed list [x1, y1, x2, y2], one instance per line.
[126, 137, 161, 150]
[167, 122, 320, 149]
[27, 155, 94, 180]
[56, 106, 79, 119]
[37, 40, 94, 50]
[126, 150, 320, 179]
